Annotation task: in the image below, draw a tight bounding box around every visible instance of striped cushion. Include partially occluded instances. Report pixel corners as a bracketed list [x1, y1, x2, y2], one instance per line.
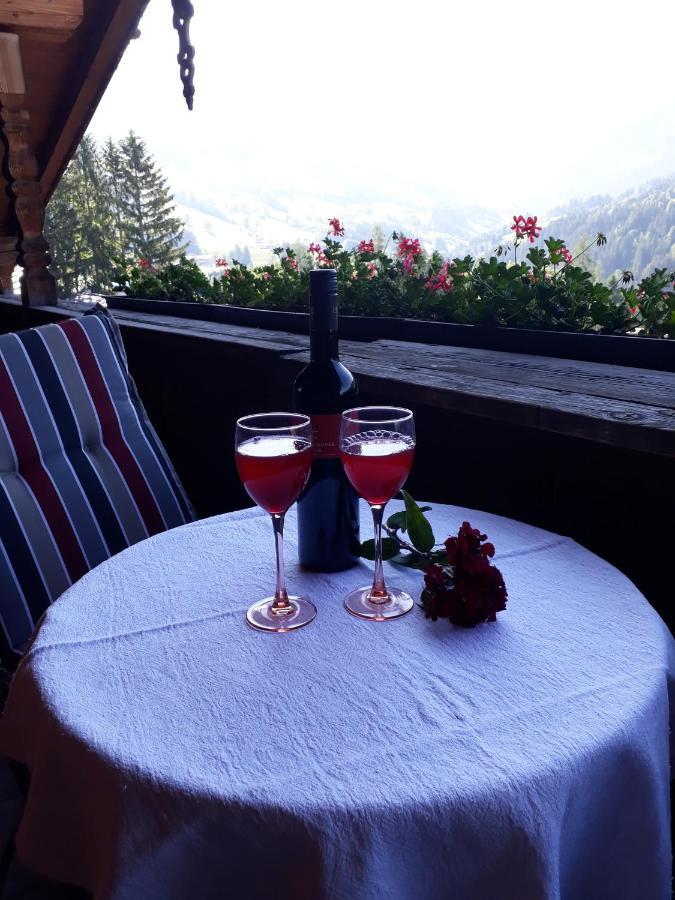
[0, 307, 194, 661]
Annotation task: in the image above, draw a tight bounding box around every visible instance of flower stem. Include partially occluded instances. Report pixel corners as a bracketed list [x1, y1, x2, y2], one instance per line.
[382, 523, 437, 561]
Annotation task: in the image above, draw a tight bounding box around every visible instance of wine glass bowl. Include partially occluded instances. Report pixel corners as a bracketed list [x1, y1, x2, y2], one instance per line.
[340, 428, 415, 506]
[236, 433, 313, 515]
[340, 407, 416, 621]
[235, 413, 316, 632]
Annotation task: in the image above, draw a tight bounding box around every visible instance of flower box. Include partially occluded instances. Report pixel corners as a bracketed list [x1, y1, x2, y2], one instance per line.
[104, 295, 675, 373]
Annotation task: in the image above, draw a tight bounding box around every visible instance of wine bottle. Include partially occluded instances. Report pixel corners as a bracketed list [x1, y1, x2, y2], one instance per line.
[293, 269, 360, 571]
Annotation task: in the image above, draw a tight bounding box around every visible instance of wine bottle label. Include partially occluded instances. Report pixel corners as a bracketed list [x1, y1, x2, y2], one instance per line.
[309, 413, 341, 459]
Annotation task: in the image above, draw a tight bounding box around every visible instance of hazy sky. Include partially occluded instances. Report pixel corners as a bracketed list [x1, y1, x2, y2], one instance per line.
[89, 0, 675, 212]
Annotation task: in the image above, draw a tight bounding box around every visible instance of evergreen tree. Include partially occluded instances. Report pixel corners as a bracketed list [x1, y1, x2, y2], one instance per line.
[117, 131, 185, 266]
[101, 137, 127, 257]
[571, 233, 602, 280]
[45, 159, 85, 297]
[231, 243, 252, 266]
[47, 132, 187, 296]
[76, 135, 118, 289]
[46, 135, 118, 295]
[372, 224, 387, 253]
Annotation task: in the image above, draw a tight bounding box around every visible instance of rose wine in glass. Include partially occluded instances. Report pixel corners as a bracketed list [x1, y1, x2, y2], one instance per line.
[235, 413, 316, 632]
[340, 407, 416, 620]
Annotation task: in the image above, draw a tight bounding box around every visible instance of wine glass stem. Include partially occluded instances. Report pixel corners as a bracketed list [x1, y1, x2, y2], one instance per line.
[271, 513, 290, 611]
[369, 504, 388, 602]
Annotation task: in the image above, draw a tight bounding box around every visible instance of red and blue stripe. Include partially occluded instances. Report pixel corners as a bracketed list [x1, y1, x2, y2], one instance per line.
[0, 309, 193, 658]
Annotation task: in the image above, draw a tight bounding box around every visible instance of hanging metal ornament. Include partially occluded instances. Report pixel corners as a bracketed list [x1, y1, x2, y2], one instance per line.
[171, 0, 195, 110]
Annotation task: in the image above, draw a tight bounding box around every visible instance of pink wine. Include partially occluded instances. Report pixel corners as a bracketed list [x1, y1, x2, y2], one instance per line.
[236, 435, 312, 515]
[341, 434, 415, 506]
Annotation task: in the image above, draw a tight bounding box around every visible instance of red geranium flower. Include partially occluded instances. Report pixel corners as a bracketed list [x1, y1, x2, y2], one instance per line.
[215, 257, 229, 269]
[358, 239, 375, 254]
[328, 217, 345, 237]
[396, 236, 423, 275]
[422, 521, 506, 627]
[138, 258, 150, 270]
[397, 236, 422, 258]
[511, 214, 541, 243]
[425, 261, 454, 294]
[561, 247, 574, 264]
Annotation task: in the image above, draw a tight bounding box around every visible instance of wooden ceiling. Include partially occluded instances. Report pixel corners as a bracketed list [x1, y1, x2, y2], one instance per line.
[0, 0, 148, 228]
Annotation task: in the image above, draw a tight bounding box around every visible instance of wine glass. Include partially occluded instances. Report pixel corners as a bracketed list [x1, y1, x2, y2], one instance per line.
[340, 407, 416, 620]
[235, 413, 316, 632]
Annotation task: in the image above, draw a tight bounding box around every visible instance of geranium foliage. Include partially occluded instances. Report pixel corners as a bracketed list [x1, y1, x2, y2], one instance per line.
[115, 217, 675, 338]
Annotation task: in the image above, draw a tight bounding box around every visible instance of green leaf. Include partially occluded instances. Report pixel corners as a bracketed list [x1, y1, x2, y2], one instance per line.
[545, 237, 565, 253]
[390, 553, 430, 571]
[526, 247, 547, 269]
[400, 490, 435, 553]
[360, 538, 399, 561]
[386, 510, 407, 532]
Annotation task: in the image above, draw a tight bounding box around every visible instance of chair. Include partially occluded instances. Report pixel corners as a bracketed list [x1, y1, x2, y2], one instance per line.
[0, 305, 194, 669]
[0, 305, 194, 897]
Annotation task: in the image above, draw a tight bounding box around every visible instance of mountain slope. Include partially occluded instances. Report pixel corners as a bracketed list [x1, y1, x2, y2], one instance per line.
[175, 188, 504, 262]
[177, 177, 674, 282]
[468, 177, 674, 280]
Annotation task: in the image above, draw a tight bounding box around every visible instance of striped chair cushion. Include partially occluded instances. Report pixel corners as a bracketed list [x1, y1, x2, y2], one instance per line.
[0, 307, 194, 661]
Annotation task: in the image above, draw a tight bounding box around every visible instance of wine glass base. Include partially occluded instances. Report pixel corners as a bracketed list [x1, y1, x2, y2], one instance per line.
[344, 586, 414, 621]
[246, 595, 317, 632]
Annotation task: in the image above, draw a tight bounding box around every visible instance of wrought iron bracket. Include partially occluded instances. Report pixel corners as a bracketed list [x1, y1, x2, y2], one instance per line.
[171, 0, 195, 110]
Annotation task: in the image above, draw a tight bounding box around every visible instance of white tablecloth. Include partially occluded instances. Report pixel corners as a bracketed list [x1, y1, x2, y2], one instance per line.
[0, 502, 672, 900]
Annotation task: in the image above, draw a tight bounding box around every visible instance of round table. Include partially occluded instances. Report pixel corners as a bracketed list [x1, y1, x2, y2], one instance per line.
[1, 503, 672, 900]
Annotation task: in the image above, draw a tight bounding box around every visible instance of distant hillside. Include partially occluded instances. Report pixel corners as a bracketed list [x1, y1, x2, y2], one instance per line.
[468, 177, 674, 281]
[176, 178, 674, 282]
[174, 188, 505, 266]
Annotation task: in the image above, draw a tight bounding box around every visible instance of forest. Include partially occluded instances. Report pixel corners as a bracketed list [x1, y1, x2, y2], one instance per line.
[45, 132, 185, 296]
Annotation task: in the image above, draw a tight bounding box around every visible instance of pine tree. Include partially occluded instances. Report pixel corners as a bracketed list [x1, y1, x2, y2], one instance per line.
[76, 135, 118, 289]
[101, 137, 127, 257]
[46, 136, 118, 295]
[231, 243, 252, 266]
[45, 159, 86, 297]
[117, 131, 185, 266]
[372, 224, 387, 253]
[46, 132, 187, 296]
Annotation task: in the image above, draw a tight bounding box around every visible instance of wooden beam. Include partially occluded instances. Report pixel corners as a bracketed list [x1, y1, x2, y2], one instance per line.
[38, 0, 148, 201]
[0, 0, 83, 30]
[0, 32, 26, 93]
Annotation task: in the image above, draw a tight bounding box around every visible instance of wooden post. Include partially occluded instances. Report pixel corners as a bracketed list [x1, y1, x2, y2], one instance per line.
[0, 117, 18, 294]
[0, 32, 57, 305]
[0, 224, 17, 294]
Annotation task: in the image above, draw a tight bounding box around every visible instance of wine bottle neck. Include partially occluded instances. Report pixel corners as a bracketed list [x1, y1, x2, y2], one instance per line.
[310, 329, 339, 362]
[309, 285, 339, 362]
